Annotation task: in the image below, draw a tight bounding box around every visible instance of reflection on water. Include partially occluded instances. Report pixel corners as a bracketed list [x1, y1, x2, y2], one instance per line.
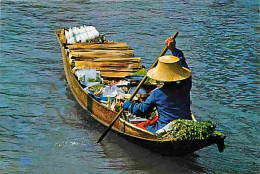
[1, 0, 259, 173]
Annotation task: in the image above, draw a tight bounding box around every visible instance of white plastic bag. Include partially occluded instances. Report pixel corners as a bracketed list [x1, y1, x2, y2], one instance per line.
[102, 85, 125, 97]
[75, 69, 102, 87]
[156, 120, 175, 135]
[65, 26, 100, 43]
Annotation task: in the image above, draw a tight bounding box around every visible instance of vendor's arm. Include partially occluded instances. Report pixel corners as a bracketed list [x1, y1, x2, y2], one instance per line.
[165, 37, 189, 69]
[172, 48, 189, 69]
[165, 37, 191, 93]
[123, 90, 157, 117]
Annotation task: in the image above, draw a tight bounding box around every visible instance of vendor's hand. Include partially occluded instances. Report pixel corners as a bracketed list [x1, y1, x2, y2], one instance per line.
[165, 37, 176, 52]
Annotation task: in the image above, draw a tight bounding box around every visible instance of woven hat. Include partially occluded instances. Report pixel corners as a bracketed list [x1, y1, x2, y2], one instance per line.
[147, 56, 191, 82]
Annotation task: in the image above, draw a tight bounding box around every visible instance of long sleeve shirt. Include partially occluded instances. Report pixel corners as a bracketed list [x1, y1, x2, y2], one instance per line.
[123, 48, 192, 133]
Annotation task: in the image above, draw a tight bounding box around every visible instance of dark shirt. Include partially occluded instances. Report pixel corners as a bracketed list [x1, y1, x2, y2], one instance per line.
[123, 48, 192, 133]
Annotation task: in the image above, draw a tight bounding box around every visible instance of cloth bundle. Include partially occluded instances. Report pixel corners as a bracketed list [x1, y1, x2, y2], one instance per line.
[135, 116, 159, 130]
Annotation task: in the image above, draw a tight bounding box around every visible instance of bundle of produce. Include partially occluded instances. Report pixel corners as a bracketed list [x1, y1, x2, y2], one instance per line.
[156, 119, 222, 140]
[65, 26, 106, 43]
[88, 84, 105, 91]
[132, 68, 156, 84]
[132, 68, 147, 76]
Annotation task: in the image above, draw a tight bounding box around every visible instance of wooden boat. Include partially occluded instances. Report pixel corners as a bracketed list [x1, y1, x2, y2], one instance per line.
[55, 29, 225, 156]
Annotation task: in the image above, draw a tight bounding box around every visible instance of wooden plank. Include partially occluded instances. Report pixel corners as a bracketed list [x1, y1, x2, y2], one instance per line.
[100, 71, 133, 78]
[69, 50, 134, 58]
[72, 57, 141, 62]
[70, 58, 140, 66]
[95, 67, 140, 72]
[75, 61, 142, 69]
[66, 42, 132, 50]
[66, 42, 128, 46]
[71, 57, 95, 61]
[94, 57, 141, 62]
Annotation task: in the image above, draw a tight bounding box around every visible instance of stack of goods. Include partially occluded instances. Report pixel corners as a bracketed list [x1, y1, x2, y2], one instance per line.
[156, 119, 222, 140]
[64, 25, 143, 78]
[65, 26, 106, 43]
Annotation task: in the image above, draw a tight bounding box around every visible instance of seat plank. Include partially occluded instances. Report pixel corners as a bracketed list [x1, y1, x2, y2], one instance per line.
[72, 57, 141, 62]
[69, 50, 134, 58]
[75, 61, 142, 69]
[100, 72, 133, 78]
[66, 42, 131, 50]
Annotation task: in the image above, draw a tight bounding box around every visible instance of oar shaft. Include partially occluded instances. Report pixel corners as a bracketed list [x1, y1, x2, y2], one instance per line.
[151, 32, 178, 69]
[126, 32, 179, 102]
[97, 31, 178, 143]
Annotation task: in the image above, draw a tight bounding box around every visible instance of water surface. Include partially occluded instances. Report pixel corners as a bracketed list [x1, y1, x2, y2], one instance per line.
[1, 0, 259, 173]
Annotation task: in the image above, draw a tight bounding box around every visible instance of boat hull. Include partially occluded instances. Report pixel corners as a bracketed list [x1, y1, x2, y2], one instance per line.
[55, 29, 225, 156]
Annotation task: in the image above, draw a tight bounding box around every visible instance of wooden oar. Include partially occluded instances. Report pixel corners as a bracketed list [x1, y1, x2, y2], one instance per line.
[97, 32, 179, 143]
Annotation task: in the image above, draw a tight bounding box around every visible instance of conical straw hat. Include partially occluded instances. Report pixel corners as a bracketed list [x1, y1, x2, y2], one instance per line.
[147, 56, 191, 82]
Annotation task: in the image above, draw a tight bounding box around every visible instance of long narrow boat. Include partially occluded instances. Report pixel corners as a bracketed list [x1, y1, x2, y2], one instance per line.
[55, 28, 225, 156]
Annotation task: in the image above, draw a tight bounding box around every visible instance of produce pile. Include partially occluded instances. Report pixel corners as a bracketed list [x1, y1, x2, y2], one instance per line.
[157, 119, 222, 140]
[132, 68, 156, 84]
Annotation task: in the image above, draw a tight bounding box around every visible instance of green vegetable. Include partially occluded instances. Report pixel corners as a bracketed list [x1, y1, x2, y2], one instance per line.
[96, 73, 101, 82]
[79, 75, 85, 82]
[158, 119, 221, 140]
[86, 74, 102, 82]
[133, 68, 147, 76]
[87, 78, 96, 82]
[133, 68, 156, 84]
[90, 84, 105, 89]
[86, 34, 108, 43]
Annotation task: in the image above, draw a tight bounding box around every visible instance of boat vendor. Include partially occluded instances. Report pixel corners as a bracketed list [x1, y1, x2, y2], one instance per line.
[123, 37, 192, 133]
